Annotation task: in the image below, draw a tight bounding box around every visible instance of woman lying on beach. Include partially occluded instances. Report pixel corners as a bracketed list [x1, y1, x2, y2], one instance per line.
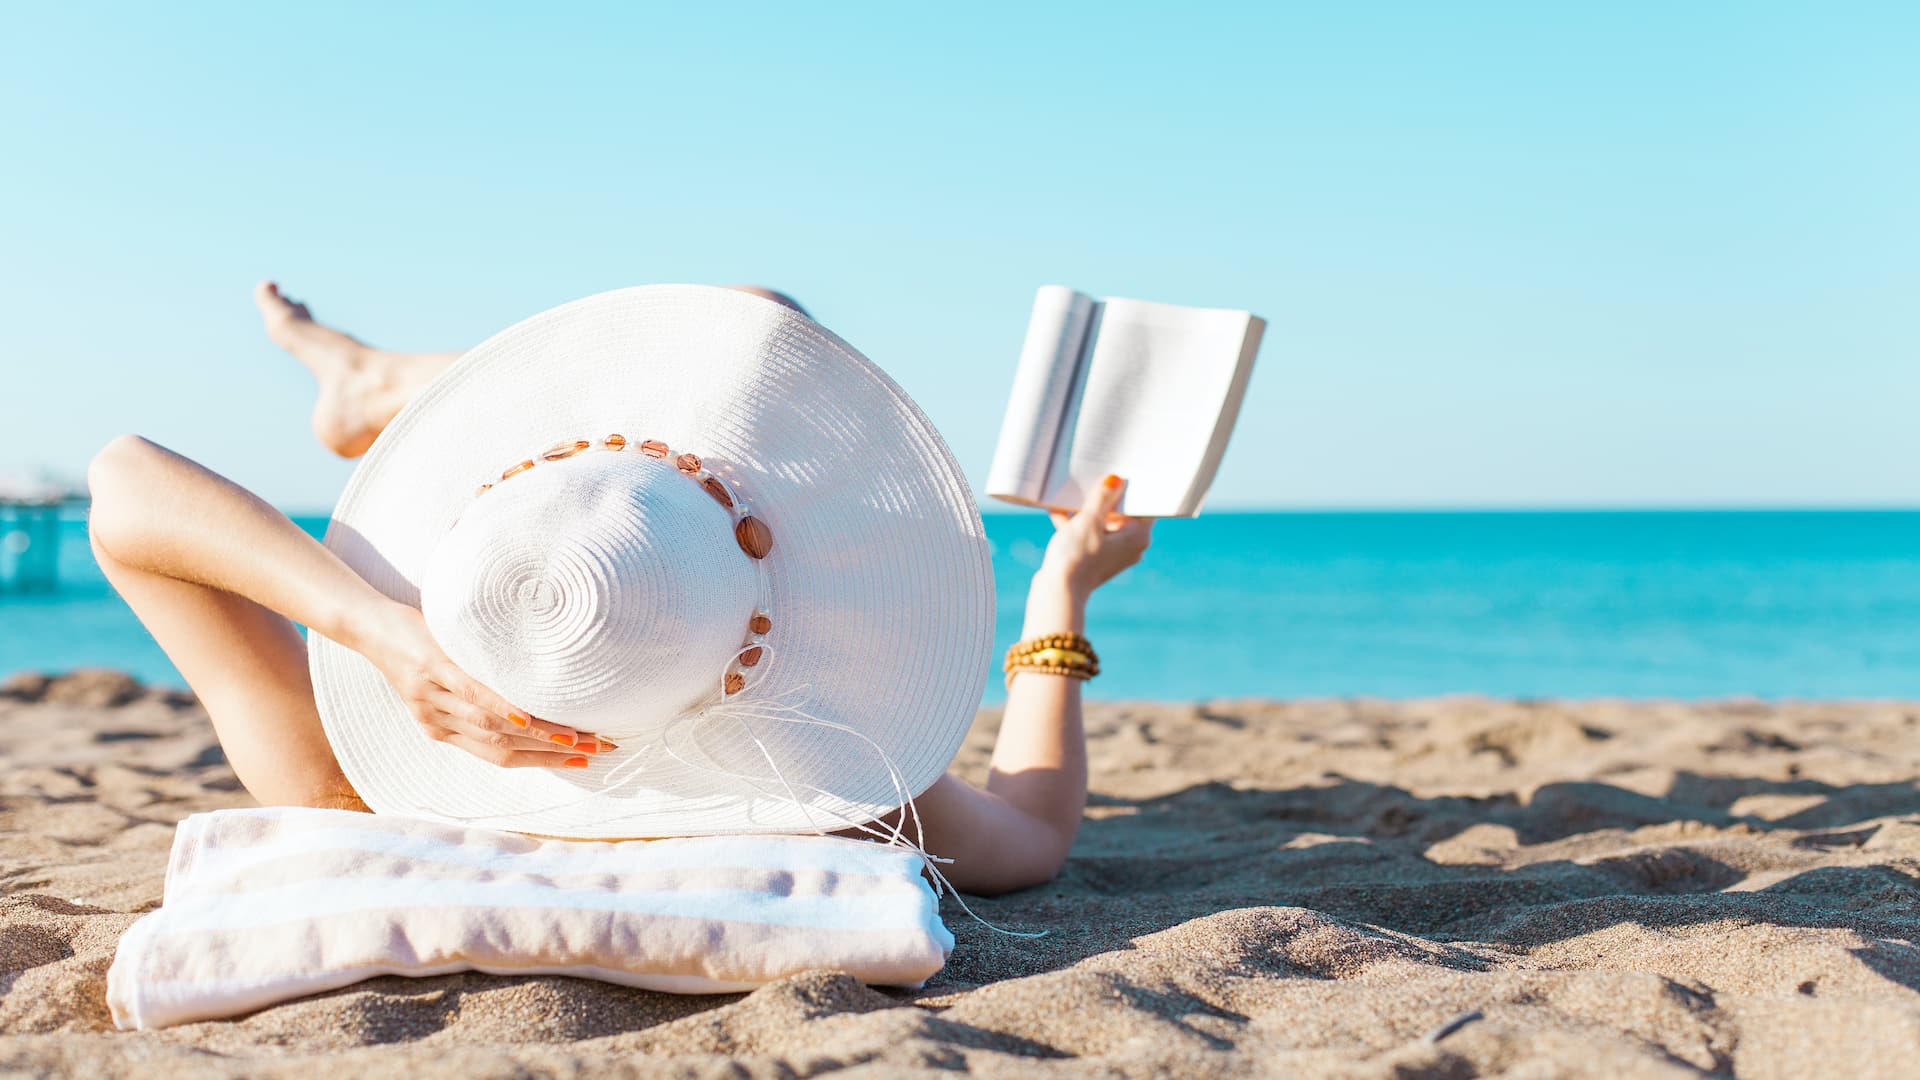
[86, 282, 1151, 895]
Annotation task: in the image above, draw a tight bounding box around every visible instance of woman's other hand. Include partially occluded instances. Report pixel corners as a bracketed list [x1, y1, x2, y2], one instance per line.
[1041, 474, 1154, 597]
[351, 602, 609, 767]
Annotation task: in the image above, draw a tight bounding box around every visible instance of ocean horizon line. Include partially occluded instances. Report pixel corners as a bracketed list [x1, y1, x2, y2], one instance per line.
[253, 503, 1920, 519]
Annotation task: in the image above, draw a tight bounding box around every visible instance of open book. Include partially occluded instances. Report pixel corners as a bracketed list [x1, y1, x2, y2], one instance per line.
[986, 286, 1265, 518]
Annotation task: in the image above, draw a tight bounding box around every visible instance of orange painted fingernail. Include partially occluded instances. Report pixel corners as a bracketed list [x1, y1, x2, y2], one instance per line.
[1103, 474, 1122, 490]
[599, 739, 619, 750]
[549, 733, 576, 748]
[509, 713, 530, 729]
[563, 756, 589, 769]
[576, 739, 599, 754]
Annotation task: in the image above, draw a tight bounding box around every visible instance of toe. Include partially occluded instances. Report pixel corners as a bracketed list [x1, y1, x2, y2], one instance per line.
[254, 280, 314, 330]
[253, 281, 298, 324]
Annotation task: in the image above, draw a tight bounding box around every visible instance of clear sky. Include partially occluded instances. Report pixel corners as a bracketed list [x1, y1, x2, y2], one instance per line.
[2, 2, 1915, 512]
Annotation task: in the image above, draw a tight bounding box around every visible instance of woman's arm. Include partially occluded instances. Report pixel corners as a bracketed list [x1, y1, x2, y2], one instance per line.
[86, 435, 603, 764]
[908, 475, 1151, 895]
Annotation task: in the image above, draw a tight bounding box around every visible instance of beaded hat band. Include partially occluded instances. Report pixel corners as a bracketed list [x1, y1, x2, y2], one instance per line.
[469, 433, 773, 699]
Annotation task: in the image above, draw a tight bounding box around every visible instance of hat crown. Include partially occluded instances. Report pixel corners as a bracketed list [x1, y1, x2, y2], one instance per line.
[419, 452, 758, 739]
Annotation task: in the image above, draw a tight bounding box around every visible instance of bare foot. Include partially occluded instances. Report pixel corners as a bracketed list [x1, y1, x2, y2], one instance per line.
[253, 281, 800, 458]
[253, 282, 413, 458]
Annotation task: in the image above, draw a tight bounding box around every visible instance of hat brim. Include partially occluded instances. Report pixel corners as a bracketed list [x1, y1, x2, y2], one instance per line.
[310, 285, 993, 837]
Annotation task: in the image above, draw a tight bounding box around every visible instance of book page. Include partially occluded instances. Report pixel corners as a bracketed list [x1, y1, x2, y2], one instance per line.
[1053, 298, 1259, 517]
[985, 286, 1096, 502]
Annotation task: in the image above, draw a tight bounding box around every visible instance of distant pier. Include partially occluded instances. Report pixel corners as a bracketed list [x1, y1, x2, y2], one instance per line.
[0, 475, 85, 593]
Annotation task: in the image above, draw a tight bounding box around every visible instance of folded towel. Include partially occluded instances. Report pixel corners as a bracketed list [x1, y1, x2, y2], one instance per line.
[106, 807, 952, 1029]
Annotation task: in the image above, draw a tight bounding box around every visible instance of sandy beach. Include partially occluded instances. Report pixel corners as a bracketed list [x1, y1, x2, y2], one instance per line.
[4, 671, 1919, 1077]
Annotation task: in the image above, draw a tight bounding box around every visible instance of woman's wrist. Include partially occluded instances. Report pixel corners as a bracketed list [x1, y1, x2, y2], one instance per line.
[329, 593, 414, 656]
[1022, 569, 1090, 637]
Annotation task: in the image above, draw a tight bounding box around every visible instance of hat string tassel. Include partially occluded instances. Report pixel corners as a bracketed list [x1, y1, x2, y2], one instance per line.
[691, 678, 1046, 940]
[433, 649, 1046, 940]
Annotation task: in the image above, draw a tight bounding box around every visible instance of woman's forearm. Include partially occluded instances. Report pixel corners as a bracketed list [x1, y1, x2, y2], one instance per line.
[983, 572, 1091, 852]
[928, 479, 1148, 893]
[87, 436, 398, 649]
[1019, 571, 1087, 638]
[902, 571, 1092, 895]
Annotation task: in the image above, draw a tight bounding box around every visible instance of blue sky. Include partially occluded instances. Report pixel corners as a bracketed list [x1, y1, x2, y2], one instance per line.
[2, 2, 1915, 511]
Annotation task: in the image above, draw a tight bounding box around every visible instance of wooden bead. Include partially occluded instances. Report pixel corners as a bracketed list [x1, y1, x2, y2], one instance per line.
[675, 452, 702, 475]
[749, 614, 773, 635]
[724, 672, 746, 695]
[604, 434, 627, 450]
[1026, 647, 1093, 667]
[734, 516, 773, 559]
[702, 477, 734, 509]
[501, 459, 535, 480]
[639, 440, 670, 458]
[542, 439, 591, 461]
[739, 646, 763, 668]
[1006, 633, 1097, 667]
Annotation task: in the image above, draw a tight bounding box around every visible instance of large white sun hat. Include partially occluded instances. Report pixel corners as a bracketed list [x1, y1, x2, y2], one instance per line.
[308, 284, 994, 839]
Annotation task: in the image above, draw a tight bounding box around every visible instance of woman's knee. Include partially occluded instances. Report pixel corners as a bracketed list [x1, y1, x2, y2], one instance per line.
[86, 434, 164, 555]
[88, 433, 165, 495]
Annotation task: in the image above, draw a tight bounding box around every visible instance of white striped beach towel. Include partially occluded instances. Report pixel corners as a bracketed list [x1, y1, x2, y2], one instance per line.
[106, 807, 953, 1029]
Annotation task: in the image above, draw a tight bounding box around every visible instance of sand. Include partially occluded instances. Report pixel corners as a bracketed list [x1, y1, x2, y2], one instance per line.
[4, 670, 1920, 1077]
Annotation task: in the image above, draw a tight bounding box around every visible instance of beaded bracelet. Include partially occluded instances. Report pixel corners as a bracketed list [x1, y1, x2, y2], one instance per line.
[1003, 663, 1098, 689]
[1004, 632, 1100, 688]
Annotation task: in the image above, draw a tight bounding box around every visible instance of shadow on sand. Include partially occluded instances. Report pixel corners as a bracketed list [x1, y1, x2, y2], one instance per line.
[937, 770, 1920, 993]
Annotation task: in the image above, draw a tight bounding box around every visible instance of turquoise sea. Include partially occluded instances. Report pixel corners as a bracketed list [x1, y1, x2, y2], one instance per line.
[4, 511, 1919, 702]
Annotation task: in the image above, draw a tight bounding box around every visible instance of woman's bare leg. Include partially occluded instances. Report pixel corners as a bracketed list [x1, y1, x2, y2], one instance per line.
[91, 529, 364, 809]
[88, 436, 605, 809]
[90, 437, 367, 808]
[255, 282, 811, 458]
[252, 283, 460, 459]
